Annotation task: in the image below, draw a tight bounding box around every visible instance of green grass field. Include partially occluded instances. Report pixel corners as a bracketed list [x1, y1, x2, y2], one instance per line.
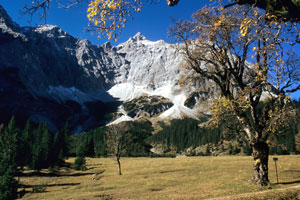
[18, 155, 300, 200]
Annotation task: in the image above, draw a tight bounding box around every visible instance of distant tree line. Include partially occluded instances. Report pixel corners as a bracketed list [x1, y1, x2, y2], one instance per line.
[269, 99, 300, 155]
[70, 120, 153, 158]
[147, 107, 300, 156]
[148, 118, 222, 153]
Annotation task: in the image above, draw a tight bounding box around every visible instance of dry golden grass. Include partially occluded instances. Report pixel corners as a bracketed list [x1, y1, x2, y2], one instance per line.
[18, 155, 300, 200]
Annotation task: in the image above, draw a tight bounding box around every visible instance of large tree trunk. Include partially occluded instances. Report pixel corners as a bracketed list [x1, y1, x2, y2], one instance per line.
[250, 141, 269, 186]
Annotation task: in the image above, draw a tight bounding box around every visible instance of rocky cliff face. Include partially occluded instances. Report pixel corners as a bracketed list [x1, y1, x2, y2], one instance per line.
[0, 5, 218, 132]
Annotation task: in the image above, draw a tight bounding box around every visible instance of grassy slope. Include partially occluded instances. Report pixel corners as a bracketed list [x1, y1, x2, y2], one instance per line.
[19, 156, 300, 200]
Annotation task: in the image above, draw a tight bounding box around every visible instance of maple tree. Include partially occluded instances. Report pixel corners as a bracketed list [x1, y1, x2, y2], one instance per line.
[169, 4, 300, 185]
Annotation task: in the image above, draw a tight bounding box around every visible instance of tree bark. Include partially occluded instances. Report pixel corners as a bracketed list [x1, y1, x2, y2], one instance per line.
[116, 156, 122, 175]
[250, 141, 269, 186]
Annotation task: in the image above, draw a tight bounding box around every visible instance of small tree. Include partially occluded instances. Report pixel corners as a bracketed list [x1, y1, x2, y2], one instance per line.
[106, 123, 131, 175]
[170, 4, 300, 185]
[73, 144, 86, 171]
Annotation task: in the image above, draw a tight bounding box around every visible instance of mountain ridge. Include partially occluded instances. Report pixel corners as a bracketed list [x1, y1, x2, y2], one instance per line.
[0, 5, 216, 131]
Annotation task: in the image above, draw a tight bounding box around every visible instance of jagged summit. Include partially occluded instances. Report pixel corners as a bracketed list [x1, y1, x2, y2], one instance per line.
[34, 24, 59, 32]
[120, 32, 166, 47]
[132, 32, 147, 41]
[0, 5, 20, 32]
[0, 5, 25, 41]
[31, 24, 72, 39]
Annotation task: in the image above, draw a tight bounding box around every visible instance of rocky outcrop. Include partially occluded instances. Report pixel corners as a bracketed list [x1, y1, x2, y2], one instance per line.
[0, 5, 26, 43]
[116, 32, 182, 89]
[123, 95, 173, 118]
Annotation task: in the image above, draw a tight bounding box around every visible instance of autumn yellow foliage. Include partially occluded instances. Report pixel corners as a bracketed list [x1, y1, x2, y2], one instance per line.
[87, 0, 142, 41]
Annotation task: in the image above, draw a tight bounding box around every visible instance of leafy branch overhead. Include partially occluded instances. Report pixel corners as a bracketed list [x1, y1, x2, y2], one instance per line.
[87, 0, 142, 41]
[169, 0, 300, 22]
[23, 0, 300, 41]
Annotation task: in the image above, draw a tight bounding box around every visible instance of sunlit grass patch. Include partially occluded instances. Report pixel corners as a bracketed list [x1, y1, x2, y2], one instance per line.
[18, 156, 300, 200]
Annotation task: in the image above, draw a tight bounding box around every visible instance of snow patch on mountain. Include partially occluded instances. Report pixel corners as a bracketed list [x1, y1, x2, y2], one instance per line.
[108, 82, 200, 120]
[34, 25, 58, 33]
[108, 83, 180, 101]
[107, 83, 147, 101]
[109, 114, 134, 125]
[159, 94, 200, 119]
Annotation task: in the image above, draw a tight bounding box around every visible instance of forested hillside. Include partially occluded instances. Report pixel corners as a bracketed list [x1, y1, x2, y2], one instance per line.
[1, 99, 299, 198]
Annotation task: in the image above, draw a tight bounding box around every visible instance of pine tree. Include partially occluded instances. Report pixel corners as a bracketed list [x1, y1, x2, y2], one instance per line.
[0, 117, 18, 200]
[73, 144, 86, 171]
[0, 165, 18, 200]
[30, 124, 45, 170]
[15, 123, 26, 168]
[21, 120, 34, 167]
[61, 121, 70, 157]
[93, 128, 107, 157]
[85, 135, 95, 157]
[54, 121, 70, 164]
[40, 124, 52, 168]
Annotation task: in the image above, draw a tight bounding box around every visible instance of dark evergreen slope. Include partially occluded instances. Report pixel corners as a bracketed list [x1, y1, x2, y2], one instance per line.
[147, 114, 299, 156]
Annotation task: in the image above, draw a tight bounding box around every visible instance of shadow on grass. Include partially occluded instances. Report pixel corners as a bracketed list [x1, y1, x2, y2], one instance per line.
[18, 183, 81, 196]
[283, 170, 300, 173]
[149, 188, 163, 192]
[277, 180, 300, 185]
[19, 182, 81, 188]
[87, 166, 100, 170]
[158, 169, 186, 174]
[18, 170, 105, 178]
[94, 194, 113, 200]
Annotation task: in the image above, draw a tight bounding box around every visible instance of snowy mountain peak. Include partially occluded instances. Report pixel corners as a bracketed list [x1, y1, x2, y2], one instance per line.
[34, 24, 59, 32]
[132, 32, 146, 41]
[33, 24, 69, 38]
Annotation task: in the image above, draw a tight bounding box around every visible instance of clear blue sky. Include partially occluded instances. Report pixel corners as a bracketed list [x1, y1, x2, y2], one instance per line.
[0, 0, 209, 45]
[1, 0, 300, 99]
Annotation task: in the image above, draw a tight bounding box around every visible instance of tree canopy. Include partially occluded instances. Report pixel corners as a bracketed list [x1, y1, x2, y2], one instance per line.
[169, 3, 300, 185]
[169, 0, 300, 22]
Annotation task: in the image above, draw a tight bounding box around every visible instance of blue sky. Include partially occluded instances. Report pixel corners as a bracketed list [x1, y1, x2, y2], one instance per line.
[1, 0, 209, 45]
[1, 0, 300, 99]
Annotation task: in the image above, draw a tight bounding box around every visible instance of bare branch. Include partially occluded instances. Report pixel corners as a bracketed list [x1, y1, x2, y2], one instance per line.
[57, 0, 84, 9]
[23, 0, 51, 24]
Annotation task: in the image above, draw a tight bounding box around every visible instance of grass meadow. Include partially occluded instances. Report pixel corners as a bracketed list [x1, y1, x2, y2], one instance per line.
[18, 155, 300, 200]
